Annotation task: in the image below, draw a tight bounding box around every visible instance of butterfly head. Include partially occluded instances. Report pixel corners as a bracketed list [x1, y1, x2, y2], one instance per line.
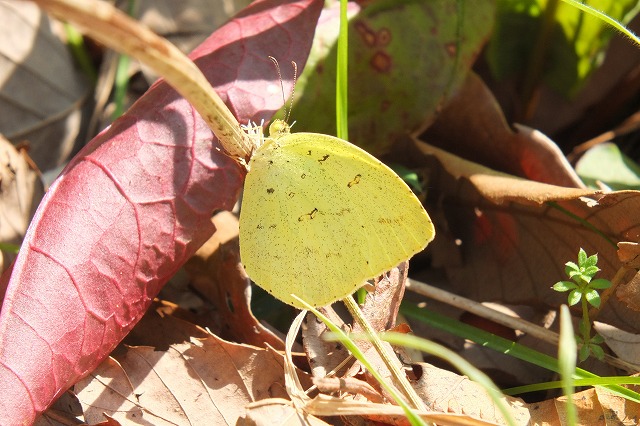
[268, 119, 291, 138]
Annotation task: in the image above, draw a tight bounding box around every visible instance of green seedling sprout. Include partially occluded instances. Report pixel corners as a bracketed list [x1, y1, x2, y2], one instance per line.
[552, 248, 612, 361]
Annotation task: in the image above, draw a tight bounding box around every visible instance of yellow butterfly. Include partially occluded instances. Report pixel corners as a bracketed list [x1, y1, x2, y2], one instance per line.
[239, 119, 435, 308]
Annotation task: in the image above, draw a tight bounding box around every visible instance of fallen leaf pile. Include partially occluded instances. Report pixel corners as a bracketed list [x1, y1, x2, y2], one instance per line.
[1, 0, 640, 425]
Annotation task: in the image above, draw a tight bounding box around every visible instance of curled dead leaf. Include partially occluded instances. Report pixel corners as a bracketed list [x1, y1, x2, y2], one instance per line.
[420, 72, 584, 188]
[618, 242, 640, 268]
[410, 137, 640, 333]
[74, 309, 291, 425]
[0, 135, 44, 275]
[184, 211, 285, 350]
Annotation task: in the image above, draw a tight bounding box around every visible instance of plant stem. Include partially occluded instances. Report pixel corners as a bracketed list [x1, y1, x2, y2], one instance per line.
[581, 296, 591, 343]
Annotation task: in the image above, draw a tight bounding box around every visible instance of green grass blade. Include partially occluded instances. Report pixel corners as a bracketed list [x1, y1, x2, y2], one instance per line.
[336, 0, 349, 140]
[295, 297, 427, 426]
[560, 0, 640, 46]
[379, 332, 518, 426]
[401, 303, 640, 403]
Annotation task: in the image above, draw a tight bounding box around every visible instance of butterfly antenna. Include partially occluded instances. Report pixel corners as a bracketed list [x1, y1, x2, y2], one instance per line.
[269, 56, 298, 125]
[285, 61, 298, 124]
[269, 56, 288, 118]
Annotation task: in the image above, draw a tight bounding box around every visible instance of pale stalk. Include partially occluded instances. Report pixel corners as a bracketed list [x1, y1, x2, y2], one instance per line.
[31, 0, 253, 163]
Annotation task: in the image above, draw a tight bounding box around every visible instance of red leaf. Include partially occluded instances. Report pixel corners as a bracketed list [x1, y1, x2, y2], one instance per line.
[0, 0, 323, 423]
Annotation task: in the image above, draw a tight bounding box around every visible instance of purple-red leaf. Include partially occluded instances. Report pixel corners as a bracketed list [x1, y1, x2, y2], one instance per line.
[0, 0, 322, 423]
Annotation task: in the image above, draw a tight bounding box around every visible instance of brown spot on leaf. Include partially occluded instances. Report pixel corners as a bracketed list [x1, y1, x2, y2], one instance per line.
[445, 42, 457, 57]
[371, 51, 392, 73]
[354, 20, 376, 47]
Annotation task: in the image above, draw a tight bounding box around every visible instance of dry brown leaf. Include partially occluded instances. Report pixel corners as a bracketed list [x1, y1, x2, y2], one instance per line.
[526, 398, 561, 425]
[593, 385, 640, 425]
[312, 376, 383, 404]
[303, 309, 352, 379]
[71, 310, 289, 425]
[0, 1, 90, 170]
[594, 322, 640, 369]
[122, 300, 211, 349]
[413, 363, 530, 425]
[355, 262, 408, 333]
[349, 264, 411, 402]
[617, 271, 640, 313]
[240, 401, 330, 426]
[35, 390, 84, 425]
[420, 72, 584, 188]
[75, 357, 142, 424]
[184, 211, 285, 350]
[548, 387, 640, 426]
[412, 139, 640, 332]
[300, 264, 411, 405]
[286, 311, 511, 425]
[618, 242, 640, 268]
[0, 135, 44, 274]
[93, 415, 124, 426]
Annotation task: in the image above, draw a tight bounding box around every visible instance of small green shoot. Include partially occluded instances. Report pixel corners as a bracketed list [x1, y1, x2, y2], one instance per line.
[63, 23, 97, 83]
[111, 0, 137, 120]
[552, 248, 612, 361]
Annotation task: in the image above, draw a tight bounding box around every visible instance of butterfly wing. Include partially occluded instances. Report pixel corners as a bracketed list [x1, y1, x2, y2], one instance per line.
[239, 133, 434, 308]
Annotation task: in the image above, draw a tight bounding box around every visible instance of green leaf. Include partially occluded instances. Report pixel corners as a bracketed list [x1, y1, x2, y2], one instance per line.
[589, 278, 612, 290]
[590, 344, 605, 361]
[487, 0, 640, 97]
[578, 273, 592, 284]
[578, 320, 588, 336]
[578, 248, 587, 266]
[579, 344, 590, 362]
[583, 253, 598, 269]
[567, 269, 582, 279]
[568, 289, 582, 306]
[565, 261, 579, 275]
[582, 266, 600, 279]
[590, 334, 605, 344]
[290, 0, 495, 155]
[585, 289, 601, 308]
[553, 281, 578, 292]
[390, 164, 424, 194]
[0, 242, 20, 254]
[576, 143, 640, 190]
